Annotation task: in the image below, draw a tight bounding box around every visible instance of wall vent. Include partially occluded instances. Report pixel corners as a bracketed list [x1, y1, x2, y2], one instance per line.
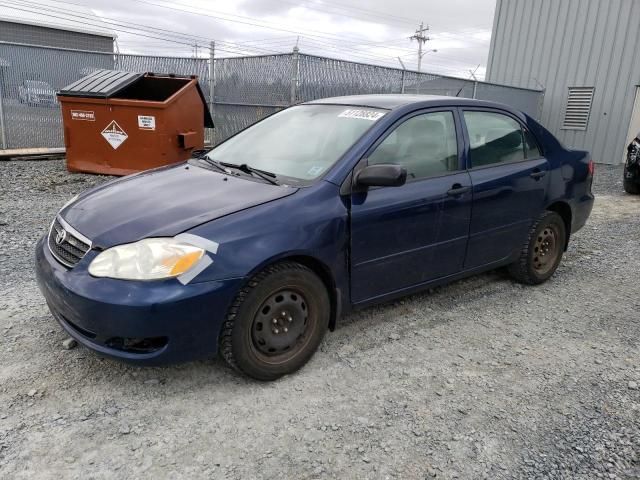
[562, 87, 595, 130]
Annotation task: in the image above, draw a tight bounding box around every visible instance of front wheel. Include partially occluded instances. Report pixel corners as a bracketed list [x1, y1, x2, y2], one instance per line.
[219, 262, 330, 381]
[508, 211, 567, 285]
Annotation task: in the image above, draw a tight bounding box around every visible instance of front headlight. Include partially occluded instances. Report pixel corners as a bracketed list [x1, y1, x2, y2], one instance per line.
[88, 238, 204, 280]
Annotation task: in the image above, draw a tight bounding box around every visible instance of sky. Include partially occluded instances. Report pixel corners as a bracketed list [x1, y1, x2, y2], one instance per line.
[4, 0, 497, 79]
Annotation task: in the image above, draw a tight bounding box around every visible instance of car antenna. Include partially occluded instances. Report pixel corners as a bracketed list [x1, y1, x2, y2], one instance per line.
[455, 64, 481, 97]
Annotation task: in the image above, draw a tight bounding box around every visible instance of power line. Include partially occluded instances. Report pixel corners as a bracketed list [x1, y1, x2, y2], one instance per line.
[5, 0, 280, 56]
[4, 0, 490, 77]
[11, 0, 293, 57]
[268, 0, 416, 28]
[304, 0, 418, 25]
[126, 0, 381, 45]
[10, 0, 410, 66]
[49, 0, 491, 66]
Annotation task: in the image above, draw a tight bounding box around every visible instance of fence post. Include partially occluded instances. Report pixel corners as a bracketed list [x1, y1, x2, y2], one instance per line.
[538, 89, 546, 120]
[472, 81, 478, 99]
[290, 46, 300, 105]
[401, 69, 405, 94]
[0, 71, 6, 150]
[208, 41, 215, 145]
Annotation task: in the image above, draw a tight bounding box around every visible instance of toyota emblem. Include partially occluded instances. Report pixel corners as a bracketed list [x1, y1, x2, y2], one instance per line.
[55, 228, 67, 246]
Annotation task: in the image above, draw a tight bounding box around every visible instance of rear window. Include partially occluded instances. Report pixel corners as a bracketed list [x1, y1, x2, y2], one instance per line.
[464, 111, 526, 167]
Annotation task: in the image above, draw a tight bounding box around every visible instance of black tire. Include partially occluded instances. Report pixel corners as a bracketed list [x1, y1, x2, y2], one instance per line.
[623, 164, 640, 194]
[508, 211, 567, 285]
[219, 262, 330, 381]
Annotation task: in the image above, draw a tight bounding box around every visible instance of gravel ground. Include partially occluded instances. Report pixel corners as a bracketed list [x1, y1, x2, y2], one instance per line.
[0, 160, 638, 480]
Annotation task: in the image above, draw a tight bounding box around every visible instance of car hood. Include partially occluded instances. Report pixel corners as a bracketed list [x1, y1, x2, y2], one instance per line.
[60, 163, 298, 248]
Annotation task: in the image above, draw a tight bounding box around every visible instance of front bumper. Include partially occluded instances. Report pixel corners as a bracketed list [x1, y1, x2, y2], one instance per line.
[35, 236, 244, 365]
[625, 149, 640, 181]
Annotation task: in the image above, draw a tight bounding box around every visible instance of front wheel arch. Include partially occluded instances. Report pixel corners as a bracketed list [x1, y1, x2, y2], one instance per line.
[245, 253, 339, 331]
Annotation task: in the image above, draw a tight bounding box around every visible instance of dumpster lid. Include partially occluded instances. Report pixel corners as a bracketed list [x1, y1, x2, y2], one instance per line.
[58, 70, 143, 98]
[58, 69, 214, 128]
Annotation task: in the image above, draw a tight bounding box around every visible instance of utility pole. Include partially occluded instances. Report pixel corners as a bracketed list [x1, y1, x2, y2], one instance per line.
[290, 44, 300, 104]
[113, 38, 120, 69]
[410, 22, 430, 72]
[0, 72, 6, 150]
[208, 41, 215, 145]
[397, 56, 407, 94]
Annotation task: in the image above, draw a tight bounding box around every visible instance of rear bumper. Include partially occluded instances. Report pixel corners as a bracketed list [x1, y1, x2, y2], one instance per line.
[35, 236, 243, 365]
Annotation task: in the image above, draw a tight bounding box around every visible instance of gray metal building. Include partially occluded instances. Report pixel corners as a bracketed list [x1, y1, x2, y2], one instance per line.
[0, 3, 114, 52]
[486, 0, 640, 164]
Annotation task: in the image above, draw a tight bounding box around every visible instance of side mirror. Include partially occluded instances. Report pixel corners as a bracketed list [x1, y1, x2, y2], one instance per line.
[354, 163, 407, 188]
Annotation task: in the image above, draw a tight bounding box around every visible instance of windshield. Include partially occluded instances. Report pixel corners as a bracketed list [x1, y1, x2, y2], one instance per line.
[206, 105, 387, 183]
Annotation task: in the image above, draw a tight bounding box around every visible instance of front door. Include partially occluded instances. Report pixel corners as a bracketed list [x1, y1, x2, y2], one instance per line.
[461, 109, 550, 269]
[350, 110, 472, 303]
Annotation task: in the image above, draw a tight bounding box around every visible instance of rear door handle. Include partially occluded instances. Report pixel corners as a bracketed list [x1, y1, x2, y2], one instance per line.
[447, 184, 470, 196]
[530, 169, 547, 180]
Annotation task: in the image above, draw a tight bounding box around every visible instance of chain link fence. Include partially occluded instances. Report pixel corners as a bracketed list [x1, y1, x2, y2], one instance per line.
[0, 42, 544, 150]
[212, 52, 543, 144]
[212, 54, 292, 142]
[0, 42, 209, 149]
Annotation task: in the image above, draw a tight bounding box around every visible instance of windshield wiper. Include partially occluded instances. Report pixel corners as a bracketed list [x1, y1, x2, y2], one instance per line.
[219, 162, 279, 185]
[199, 155, 228, 174]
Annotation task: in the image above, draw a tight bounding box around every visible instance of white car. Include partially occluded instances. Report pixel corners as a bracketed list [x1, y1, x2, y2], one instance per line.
[18, 80, 57, 107]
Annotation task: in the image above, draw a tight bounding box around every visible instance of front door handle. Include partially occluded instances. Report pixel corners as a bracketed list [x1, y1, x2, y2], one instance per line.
[530, 169, 547, 180]
[447, 184, 470, 196]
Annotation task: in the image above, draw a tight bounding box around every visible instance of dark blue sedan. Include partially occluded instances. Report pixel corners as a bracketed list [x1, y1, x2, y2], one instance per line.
[36, 95, 594, 380]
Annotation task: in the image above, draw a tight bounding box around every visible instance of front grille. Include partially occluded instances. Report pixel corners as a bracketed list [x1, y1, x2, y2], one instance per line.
[48, 217, 91, 268]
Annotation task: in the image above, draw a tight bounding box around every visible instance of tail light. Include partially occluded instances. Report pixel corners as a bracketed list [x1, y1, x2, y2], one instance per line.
[587, 160, 595, 177]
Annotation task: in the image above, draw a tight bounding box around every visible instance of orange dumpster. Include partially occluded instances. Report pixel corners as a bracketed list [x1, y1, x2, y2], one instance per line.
[57, 70, 214, 176]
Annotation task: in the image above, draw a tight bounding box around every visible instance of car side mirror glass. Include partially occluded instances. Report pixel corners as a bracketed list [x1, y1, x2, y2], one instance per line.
[354, 163, 407, 188]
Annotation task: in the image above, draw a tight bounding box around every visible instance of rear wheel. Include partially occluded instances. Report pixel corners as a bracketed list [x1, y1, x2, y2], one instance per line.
[623, 164, 640, 194]
[219, 262, 330, 381]
[508, 211, 566, 285]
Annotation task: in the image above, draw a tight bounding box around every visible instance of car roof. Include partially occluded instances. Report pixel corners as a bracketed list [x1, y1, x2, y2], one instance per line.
[304, 94, 515, 112]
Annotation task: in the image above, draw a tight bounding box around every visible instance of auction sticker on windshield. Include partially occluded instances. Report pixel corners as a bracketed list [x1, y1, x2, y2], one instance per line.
[101, 120, 128, 150]
[338, 109, 385, 121]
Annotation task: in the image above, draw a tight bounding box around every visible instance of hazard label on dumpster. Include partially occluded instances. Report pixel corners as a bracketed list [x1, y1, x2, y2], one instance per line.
[101, 120, 128, 150]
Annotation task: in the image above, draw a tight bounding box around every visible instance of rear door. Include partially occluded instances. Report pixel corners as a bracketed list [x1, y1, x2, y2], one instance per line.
[349, 109, 472, 303]
[461, 109, 549, 269]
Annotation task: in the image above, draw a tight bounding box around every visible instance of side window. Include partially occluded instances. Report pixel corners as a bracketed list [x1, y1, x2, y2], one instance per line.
[524, 129, 542, 158]
[368, 111, 458, 180]
[464, 111, 526, 167]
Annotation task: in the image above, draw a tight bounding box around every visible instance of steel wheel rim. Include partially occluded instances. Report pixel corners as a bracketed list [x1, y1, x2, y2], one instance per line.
[532, 224, 560, 275]
[250, 288, 314, 364]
